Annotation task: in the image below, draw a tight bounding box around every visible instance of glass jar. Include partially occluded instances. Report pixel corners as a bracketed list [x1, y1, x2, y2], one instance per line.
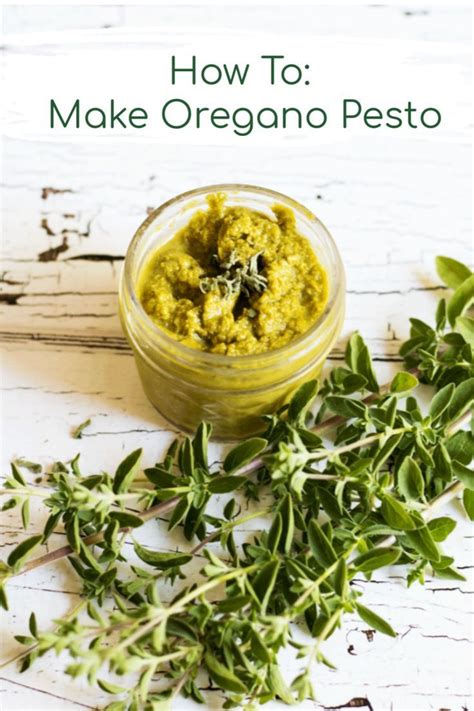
[119, 184, 345, 440]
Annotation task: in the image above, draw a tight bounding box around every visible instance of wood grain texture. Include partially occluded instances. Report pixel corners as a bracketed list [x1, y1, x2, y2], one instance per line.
[1, 5, 472, 711]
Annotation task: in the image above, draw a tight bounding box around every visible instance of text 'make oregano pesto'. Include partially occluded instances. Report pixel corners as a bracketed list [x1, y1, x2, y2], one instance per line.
[0, 255, 473, 710]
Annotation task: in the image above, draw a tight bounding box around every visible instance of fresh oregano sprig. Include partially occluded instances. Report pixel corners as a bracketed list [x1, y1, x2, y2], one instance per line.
[1, 254, 473, 709]
[199, 249, 267, 299]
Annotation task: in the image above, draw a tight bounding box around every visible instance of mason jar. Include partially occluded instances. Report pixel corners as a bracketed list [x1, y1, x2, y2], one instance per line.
[119, 184, 345, 440]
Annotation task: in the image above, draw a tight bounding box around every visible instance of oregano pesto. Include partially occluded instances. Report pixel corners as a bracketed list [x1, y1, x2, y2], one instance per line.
[0, 254, 472, 710]
[137, 193, 328, 355]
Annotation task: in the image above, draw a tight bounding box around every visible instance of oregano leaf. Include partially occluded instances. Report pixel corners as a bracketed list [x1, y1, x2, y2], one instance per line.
[447, 274, 474, 326]
[356, 602, 396, 637]
[204, 653, 247, 694]
[390, 371, 418, 394]
[380, 494, 416, 531]
[133, 541, 192, 570]
[405, 526, 440, 562]
[398, 456, 425, 501]
[353, 546, 401, 573]
[223, 438, 267, 473]
[427, 517, 456, 542]
[7, 535, 42, 569]
[436, 255, 471, 289]
[463, 489, 474, 520]
[208, 476, 247, 493]
[307, 519, 337, 568]
[288, 379, 318, 423]
[113, 449, 142, 494]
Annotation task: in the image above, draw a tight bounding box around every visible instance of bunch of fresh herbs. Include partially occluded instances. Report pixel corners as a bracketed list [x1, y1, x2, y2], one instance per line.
[0, 255, 473, 711]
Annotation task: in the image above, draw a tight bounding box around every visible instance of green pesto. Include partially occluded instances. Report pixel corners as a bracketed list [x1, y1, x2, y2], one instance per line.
[138, 194, 328, 355]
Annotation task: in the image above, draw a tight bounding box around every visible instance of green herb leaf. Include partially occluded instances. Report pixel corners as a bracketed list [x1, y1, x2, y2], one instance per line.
[168, 497, 190, 532]
[345, 332, 379, 392]
[72, 418, 91, 439]
[250, 628, 273, 663]
[267, 513, 283, 554]
[405, 526, 440, 562]
[277, 494, 294, 554]
[15, 459, 42, 474]
[179, 438, 195, 478]
[204, 653, 247, 694]
[372, 433, 403, 473]
[447, 274, 474, 326]
[334, 558, 348, 598]
[144, 466, 175, 488]
[252, 560, 280, 612]
[427, 517, 456, 542]
[113, 449, 142, 494]
[445, 431, 474, 464]
[0, 585, 8, 611]
[452, 461, 474, 490]
[223, 437, 267, 473]
[463, 489, 474, 520]
[307, 520, 337, 568]
[353, 546, 401, 573]
[28, 612, 38, 637]
[433, 442, 453, 481]
[97, 679, 127, 694]
[429, 383, 455, 422]
[390, 371, 418, 394]
[208, 476, 247, 493]
[7, 535, 42, 569]
[133, 542, 192, 570]
[380, 495, 416, 531]
[268, 664, 295, 704]
[432, 564, 466, 581]
[223, 499, 235, 521]
[325, 396, 367, 419]
[65, 516, 81, 554]
[288, 380, 318, 423]
[217, 595, 251, 612]
[436, 256, 471, 289]
[356, 603, 396, 637]
[448, 378, 474, 421]
[42, 511, 61, 543]
[193, 422, 212, 470]
[108, 511, 144, 528]
[410, 317, 435, 337]
[11, 462, 26, 486]
[21, 500, 30, 530]
[456, 316, 474, 344]
[398, 456, 425, 501]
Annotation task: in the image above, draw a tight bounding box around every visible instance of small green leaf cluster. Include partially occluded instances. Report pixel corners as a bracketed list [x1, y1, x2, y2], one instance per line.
[401, 256, 473, 386]
[144, 423, 265, 542]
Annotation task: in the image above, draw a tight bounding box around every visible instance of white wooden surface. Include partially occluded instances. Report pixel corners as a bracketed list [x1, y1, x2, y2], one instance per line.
[1, 5, 473, 711]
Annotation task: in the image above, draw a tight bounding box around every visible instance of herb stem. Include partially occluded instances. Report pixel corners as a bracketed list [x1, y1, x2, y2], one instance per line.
[14, 496, 180, 577]
[0, 598, 87, 670]
[191, 509, 267, 555]
[316, 607, 344, 649]
[114, 564, 260, 651]
[293, 541, 360, 610]
[309, 427, 409, 462]
[0, 486, 50, 499]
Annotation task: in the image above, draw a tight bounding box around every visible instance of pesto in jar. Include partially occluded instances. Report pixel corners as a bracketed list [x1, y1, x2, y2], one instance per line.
[138, 194, 328, 356]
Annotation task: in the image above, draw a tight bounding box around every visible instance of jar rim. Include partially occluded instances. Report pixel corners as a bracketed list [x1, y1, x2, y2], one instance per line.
[121, 183, 345, 368]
